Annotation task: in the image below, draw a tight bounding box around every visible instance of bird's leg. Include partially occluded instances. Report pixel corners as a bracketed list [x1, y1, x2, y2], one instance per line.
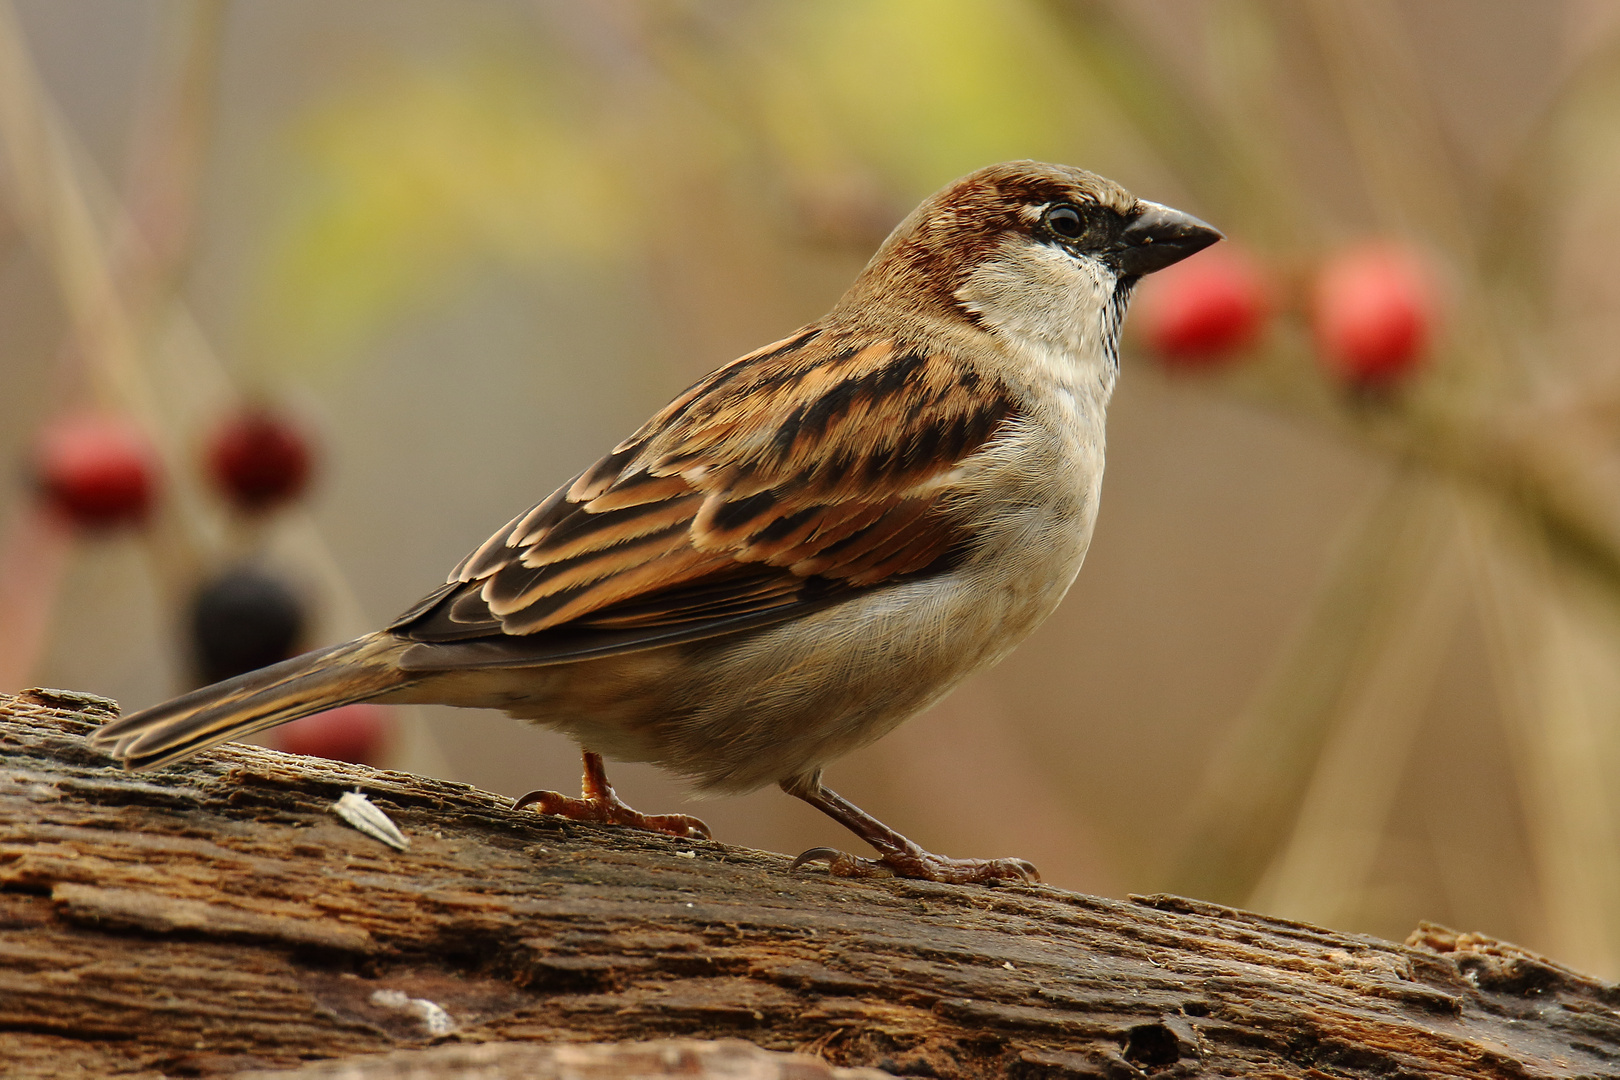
[514, 751, 711, 840]
[784, 778, 1038, 885]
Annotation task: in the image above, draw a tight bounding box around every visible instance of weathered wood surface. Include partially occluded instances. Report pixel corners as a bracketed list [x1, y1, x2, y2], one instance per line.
[4, 687, 1620, 1079]
[235, 1038, 890, 1079]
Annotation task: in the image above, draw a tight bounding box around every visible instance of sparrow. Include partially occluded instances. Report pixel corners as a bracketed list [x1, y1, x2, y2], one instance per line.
[92, 161, 1219, 885]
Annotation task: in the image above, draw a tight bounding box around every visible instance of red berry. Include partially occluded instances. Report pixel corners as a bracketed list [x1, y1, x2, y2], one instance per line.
[272, 703, 390, 766]
[1133, 245, 1270, 367]
[1313, 241, 1438, 388]
[33, 412, 160, 529]
[207, 407, 313, 511]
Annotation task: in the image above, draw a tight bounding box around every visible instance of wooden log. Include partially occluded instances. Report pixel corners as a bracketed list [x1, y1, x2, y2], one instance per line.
[236, 1038, 891, 1079]
[3, 687, 1618, 1079]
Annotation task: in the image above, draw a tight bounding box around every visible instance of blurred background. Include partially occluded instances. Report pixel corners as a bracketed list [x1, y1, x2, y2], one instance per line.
[5, 0, 1620, 975]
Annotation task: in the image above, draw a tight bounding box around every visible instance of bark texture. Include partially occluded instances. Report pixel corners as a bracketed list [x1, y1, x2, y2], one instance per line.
[234, 1038, 891, 1079]
[3, 687, 1619, 1079]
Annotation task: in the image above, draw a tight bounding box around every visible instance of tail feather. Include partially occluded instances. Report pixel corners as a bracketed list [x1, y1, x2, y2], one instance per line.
[90, 633, 414, 770]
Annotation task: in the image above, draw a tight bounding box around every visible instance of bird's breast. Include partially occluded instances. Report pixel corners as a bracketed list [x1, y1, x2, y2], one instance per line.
[950, 372, 1108, 599]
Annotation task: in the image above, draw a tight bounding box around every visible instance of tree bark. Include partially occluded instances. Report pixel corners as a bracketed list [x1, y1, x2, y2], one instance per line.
[3, 687, 1618, 1079]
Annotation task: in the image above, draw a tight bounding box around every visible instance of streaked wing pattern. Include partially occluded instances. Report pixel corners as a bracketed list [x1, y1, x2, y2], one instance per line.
[390, 326, 1019, 669]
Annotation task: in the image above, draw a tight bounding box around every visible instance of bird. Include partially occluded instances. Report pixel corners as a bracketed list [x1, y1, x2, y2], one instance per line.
[91, 161, 1220, 885]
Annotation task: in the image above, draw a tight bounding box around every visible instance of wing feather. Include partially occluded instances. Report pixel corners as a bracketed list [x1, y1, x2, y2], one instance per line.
[391, 325, 1018, 668]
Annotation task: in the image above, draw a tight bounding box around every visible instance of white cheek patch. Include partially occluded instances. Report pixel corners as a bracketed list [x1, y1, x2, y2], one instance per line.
[954, 239, 1120, 361]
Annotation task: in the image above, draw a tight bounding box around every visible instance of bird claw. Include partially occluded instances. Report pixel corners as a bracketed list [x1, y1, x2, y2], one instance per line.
[514, 787, 712, 840]
[790, 846, 844, 869]
[791, 845, 1039, 884]
[791, 846, 891, 878]
[515, 751, 712, 840]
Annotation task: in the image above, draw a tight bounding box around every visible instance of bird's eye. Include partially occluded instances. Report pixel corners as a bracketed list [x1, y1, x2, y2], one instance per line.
[1043, 204, 1086, 240]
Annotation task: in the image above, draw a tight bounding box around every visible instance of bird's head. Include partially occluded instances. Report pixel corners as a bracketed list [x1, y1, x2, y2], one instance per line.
[836, 161, 1221, 371]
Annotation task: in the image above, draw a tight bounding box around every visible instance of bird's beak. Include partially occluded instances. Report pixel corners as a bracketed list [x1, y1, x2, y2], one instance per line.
[1117, 201, 1223, 277]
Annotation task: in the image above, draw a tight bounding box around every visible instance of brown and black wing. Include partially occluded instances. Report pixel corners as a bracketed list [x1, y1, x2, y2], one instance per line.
[390, 327, 1019, 671]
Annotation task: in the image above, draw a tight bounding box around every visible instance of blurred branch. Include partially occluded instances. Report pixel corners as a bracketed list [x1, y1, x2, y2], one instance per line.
[0, 3, 151, 414]
[1249, 493, 1466, 924]
[1467, 507, 1620, 976]
[1174, 379, 1620, 909]
[1039, 0, 1296, 236]
[1478, 20, 1620, 312]
[1217, 340, 1620, 637]
[1299, 0, 1476, 256]
[1168, 473, 1449, 901]
[0, 0, 207, 585]
[1213, 388, 1620, 650]
[0, 3, 414, 722]
[117, 0, 225, 309]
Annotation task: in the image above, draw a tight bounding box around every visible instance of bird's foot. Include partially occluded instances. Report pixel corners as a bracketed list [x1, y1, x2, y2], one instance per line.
[783, 780, 1038, 885]
[514, 750, 711, 840]
[791, 846, 1038, 884]
[514, 787, 711, 839]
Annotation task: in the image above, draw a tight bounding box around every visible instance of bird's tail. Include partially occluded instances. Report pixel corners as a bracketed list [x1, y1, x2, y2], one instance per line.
[90, 632, 415, 770]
